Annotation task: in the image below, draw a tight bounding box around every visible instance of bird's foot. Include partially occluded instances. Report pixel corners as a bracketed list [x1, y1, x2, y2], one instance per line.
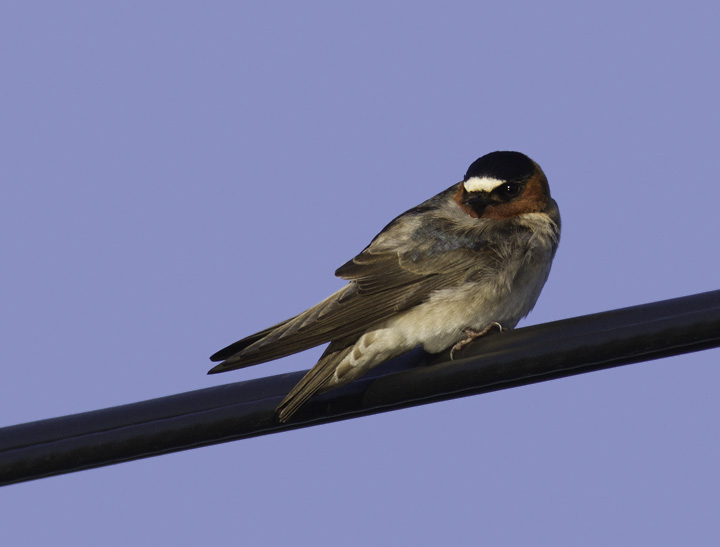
[449, 322, 504, 360]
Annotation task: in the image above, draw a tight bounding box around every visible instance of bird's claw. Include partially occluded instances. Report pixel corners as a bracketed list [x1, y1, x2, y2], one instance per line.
[449, 322, 504, 360]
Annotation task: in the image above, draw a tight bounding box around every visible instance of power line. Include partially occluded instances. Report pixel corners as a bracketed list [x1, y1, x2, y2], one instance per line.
[1, 289, 719, 487]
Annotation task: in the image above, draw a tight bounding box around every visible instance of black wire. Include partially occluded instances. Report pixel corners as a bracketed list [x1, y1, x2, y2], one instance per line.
[2, 289, 720, 487]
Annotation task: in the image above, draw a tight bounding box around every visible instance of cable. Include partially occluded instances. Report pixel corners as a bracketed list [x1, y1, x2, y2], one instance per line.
[1, 289, 719, 487]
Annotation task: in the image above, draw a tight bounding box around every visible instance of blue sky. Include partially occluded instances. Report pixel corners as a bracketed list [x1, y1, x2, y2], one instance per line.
[2, 2, 719, 545]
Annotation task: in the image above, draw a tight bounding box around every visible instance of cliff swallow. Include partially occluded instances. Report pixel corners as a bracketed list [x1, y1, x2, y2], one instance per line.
[210, 151, 560, 422]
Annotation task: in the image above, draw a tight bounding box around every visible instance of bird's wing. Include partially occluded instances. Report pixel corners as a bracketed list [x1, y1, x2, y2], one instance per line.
[208, 209, 506, 372]
[209, 320, 293, 362]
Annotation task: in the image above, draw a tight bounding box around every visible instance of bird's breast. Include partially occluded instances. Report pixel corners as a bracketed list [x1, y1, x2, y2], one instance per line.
[386, 229, 556, 354]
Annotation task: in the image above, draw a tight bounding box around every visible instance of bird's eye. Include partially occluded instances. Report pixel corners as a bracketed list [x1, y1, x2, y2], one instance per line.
[499, 182, 521, 198]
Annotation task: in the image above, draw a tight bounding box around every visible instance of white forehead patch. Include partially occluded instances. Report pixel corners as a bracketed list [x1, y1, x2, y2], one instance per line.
[463, 176, 505, 193]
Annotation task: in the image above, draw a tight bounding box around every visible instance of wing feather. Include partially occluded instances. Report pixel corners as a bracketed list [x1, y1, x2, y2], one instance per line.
[275, 341, 355, 422]
[208, 245, 490, 373]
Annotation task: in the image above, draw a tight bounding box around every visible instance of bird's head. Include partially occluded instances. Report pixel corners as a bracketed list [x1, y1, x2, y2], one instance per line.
[455, 151, 551, 219]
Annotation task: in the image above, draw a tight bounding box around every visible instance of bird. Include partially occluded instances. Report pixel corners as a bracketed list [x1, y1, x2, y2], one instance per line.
[209, 151, 561, 422]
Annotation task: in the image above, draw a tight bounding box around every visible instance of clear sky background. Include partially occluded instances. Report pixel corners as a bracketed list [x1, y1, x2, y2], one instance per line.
[2, 2, 719, 545]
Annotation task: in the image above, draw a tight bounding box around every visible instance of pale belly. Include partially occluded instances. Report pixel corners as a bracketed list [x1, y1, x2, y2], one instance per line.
[385, 253, 553, 353]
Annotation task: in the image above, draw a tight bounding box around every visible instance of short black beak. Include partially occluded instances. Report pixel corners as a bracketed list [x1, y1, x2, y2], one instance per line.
[463, 193, 489, 216]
